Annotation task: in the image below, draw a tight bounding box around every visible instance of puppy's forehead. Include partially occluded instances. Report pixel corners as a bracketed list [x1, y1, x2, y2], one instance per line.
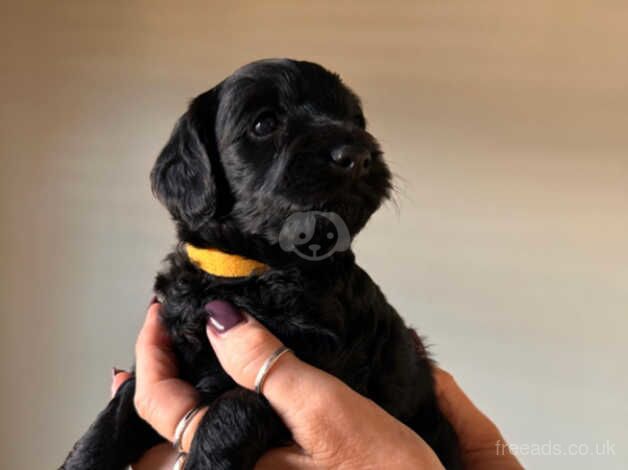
[220, 59, 360, 116]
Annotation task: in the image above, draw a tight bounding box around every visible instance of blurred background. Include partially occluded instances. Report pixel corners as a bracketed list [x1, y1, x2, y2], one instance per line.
[1, 1, 627, 468]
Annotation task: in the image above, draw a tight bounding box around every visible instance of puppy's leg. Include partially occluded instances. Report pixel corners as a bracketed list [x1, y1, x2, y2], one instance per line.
[186, 387, 289, 470]
[60, 378, 162, 470]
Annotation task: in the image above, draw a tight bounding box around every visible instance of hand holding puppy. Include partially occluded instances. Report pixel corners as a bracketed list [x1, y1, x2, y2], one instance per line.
[116, 301, 522, 469]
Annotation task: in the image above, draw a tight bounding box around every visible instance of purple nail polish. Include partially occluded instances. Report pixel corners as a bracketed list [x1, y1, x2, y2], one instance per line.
[205, 300, 245, 333]
[112, 367, 125, 377]
[148, 295, 159, 307]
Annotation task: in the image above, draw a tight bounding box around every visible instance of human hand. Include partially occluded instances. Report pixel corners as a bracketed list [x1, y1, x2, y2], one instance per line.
[432, 369, 522, 469]
[113, 300, 522, 469]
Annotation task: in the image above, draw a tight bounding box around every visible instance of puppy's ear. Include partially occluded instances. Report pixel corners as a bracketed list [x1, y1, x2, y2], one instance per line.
[151, 88, 222, 229]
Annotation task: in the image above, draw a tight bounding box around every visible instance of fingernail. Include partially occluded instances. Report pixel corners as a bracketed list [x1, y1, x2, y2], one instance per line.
[205, 300, 245, 334]
[148, 295, 160, 307]
[112, 367, 126, 378]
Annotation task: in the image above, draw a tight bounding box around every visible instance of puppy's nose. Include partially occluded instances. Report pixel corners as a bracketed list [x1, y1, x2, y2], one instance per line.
[330, 145, 372, 177]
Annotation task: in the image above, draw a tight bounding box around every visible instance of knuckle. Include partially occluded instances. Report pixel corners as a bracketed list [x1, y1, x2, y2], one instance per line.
[303, 386, 355, 451]
[246, 327, 270, 351]
[309, 423, 354, 466]
[238, 338, 270, 381]
[133, 391, 151, 421]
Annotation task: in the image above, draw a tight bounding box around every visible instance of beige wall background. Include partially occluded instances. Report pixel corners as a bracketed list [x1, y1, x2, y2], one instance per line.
[1, 1, 627, 468]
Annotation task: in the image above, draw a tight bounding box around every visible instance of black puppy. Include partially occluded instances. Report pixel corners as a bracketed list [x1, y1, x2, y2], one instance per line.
[61, 59, 462, 469]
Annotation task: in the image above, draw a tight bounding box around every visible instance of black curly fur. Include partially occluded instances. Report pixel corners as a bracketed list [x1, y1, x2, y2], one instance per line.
[61, 59, 462, 469]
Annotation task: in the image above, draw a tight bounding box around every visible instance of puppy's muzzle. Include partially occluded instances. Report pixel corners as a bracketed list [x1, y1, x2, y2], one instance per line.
[330, 144, 372, 178]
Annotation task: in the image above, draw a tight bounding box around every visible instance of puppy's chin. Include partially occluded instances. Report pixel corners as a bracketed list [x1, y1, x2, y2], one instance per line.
[279, 171, 392, 237]
[224, 186, 377, 248]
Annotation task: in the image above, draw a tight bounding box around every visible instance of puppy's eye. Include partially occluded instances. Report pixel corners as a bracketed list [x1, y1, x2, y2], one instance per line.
[252, 112, 279, 137]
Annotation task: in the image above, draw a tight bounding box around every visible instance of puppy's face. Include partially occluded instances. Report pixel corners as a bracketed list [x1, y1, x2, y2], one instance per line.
[152, 59, 391, 252]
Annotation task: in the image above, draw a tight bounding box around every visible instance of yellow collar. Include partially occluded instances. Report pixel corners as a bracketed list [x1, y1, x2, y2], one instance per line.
[185, 244, 269, 278]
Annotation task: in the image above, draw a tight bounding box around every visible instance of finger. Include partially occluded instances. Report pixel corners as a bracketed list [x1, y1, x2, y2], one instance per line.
[111, 368, 132, 398]
[434, 368, 523, 470]
[255, 445, 313, 470]
[205, 300, 283, 389]
[135, 303, 178, 386]
[205, 300, 352, 444]
[434, 369, 501, 447]
[134, 302, 199, 441]
[131, 443, 178, 470]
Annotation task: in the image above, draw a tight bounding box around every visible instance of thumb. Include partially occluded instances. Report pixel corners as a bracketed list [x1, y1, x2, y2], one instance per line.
[205, 300, 285, 390]
[204, 300, 351, 445]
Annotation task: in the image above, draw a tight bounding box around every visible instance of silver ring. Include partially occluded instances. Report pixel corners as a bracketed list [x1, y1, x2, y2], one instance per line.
[173, 452, 187, 470]
[173, 405, 203, 452]
[254, 346, 292, 394]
